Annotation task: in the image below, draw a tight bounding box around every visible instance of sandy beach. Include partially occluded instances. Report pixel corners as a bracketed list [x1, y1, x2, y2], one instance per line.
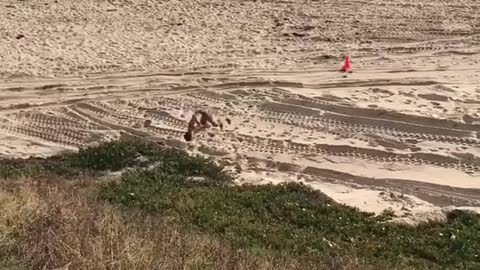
[1, 0, 479, 223]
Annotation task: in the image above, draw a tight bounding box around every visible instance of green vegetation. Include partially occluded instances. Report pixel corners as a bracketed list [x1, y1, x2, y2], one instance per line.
[0, 140, 216, 179]
[0, 140, 479, 270]
[2, 181, 316, 270]
[101, 165, 480, 269]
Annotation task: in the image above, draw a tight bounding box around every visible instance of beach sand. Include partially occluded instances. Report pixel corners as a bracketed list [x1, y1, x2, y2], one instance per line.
[1, 0, 479, 223]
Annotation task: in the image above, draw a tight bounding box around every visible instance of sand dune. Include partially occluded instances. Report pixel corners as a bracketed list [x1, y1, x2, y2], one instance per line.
[1, 0, 479, 223]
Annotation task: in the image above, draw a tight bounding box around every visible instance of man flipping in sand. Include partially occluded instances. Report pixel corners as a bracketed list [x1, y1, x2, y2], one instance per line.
[184, 110, 229, 142]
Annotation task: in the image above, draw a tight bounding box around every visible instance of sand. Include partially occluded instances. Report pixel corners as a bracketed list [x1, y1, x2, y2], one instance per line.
[1, 0, 479, 223]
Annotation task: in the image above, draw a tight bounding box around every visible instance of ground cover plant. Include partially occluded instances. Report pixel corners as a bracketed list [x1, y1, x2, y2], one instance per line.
[0, 140, 478, 270]
[101, 166, 480, 270]
[0, 139, 191, 179]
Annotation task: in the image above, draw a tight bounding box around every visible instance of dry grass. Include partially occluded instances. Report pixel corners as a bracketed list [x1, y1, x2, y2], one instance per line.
[0, 181, 44, 270]
[0, 179, 376, 270]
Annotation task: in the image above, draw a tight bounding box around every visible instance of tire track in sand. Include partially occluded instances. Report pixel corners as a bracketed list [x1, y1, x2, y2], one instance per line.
[234, 134, 480, 175]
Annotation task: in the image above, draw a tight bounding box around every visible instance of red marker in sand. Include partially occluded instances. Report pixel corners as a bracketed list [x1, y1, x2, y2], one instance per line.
[340, 55, 352, 72]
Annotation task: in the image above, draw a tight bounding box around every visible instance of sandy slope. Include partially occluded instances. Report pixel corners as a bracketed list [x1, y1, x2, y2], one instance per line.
[1, 0, 480, 223]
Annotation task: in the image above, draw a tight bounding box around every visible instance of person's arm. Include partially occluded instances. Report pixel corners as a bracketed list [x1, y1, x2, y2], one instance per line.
[187, 114, 199, 132]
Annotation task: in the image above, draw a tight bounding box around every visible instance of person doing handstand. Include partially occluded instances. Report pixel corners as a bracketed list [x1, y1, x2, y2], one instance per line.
[183, 110, 224, 142]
